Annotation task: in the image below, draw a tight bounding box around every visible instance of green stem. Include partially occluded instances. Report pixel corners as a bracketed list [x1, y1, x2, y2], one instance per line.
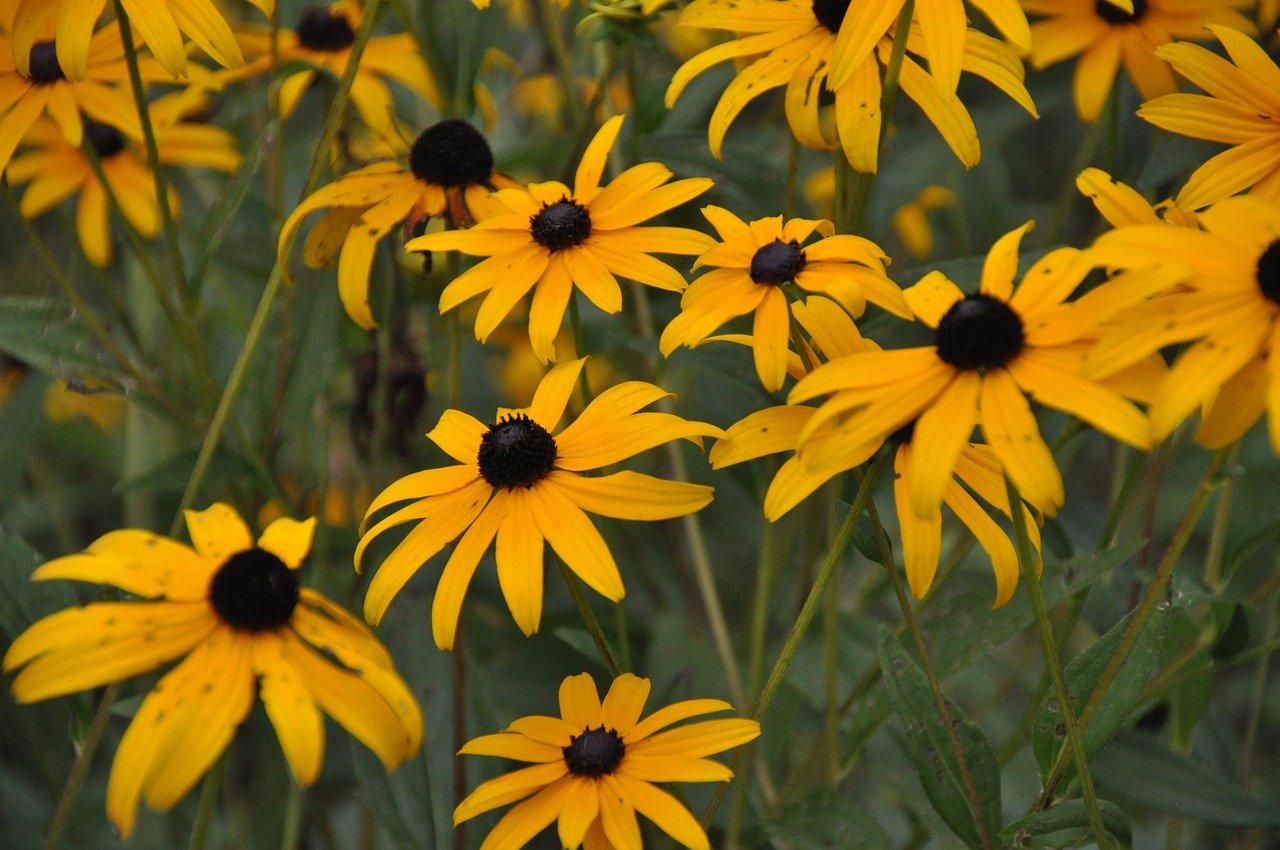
[174, 0, 384, 531]
[43, 683, 121, 850]
[112, 0, 190, 305]
[1008, 478, 1111, 848]
[187, 752, 227, 850]
[871, 485, 995, 850]
[701, 453, 888, 827]
[557, 557, 622, 676]
[1098, 446, 1145, 550]
[1203, 442, 1240, 591]
[280, 778, 305, 850]
[1036, 448, 1230, 806]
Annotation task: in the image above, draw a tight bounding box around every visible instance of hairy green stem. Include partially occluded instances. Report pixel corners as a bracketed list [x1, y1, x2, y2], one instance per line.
[1008, 479, 1111, 847]
[42, 683, 120, 850]
[701, 453, 887, 827]
[557, 557, 622, 676]
[187, 753, 227, 850]
[280, 779, 305, 850]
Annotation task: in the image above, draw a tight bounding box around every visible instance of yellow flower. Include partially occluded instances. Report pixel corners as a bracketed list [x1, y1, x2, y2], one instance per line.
[8, 94, 240, 266]
[279, 118, 519, 329]
[789, 222, 1162, 518]
[227, 2, 441, 135]
[1022, 0, 1253, 122]
[708, 297, 1039, 605]
[454, 672, 760, 850]
[356, 358, 722, 649]
[1075, 167, 1197, 228]
[8, 0, 271, 80]
[2, 503, 423, 839]
[1137, 25, 1280, 211]
[660, 205, 908, 391]
[665, 4, 1034, 172]
[406, 115, 716, 364]
[0, 23, 141, 176]
[43, 376, 124, 430]
[1085, 195, 1280, 449]
[892, 185, 957, 260]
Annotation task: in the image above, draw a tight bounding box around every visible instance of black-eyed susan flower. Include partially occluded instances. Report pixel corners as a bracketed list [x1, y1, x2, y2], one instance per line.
[0, 24, 142, 175]
[406, 115, 715, 363]
[709, 298, 1040, 605]
[665, 6, 1035, 172]
[1085, 195, 1280, 450]
[279, 118, 518, 329]
[2, 503, 423, 838]
[660, 205, 908, 392]
[356, 358, 722, 649]
[228, 2, 441, 135]
[9, 0, 269, 80]
[454, 671, 760, 850]
[8, 95, 240, 266]
[1022, 0, 1253, 123]
[789, 222, 1163, 518]
[1137, 25, 1280, 211]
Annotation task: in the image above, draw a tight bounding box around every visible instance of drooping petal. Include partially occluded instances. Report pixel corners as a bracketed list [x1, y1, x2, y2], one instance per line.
[431, 490, 509, 649]
[612, 774, 711, 850]
[252, 633, 325, 784]
[528, 483, 625, 602]
[979, 369, 1063, 515]
[545, 470, 714, 520]
[494, 488, 545, 637]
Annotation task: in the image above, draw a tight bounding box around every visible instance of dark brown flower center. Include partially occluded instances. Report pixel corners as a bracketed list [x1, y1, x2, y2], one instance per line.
[477, 414, 557, 489]
[750, 239, 806, 285]
[811, 0, 851, 33]
[295, 6, 356, 51]
[1256, 240, 1280, 306]
[563, 726, 625, 776]
[409, 120, 494, 187]
[86, 122, 126, 158]
[530, 199, 592, 252]
[1094, 0, 1146, 24]
[29, 41, 66, 84]
[209, 548, 299, 632]
[934, 293, 1025, 371]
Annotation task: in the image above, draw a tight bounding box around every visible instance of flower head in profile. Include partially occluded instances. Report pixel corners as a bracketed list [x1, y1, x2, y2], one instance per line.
[1086, 196, 1280, 450]
[1022, 0, 1253, 122]
[789, 222, 1165, 518]
[1137, 25, 1280, 211]
[454, 672, 760, 850]
[226, 2, 441, 135]
[356, 358, 723, 649]
[2, 503, 423, 838]
[0, 23, 142, 176]
[665, 4, 1034, 172]
[9, 0, 271, 79]
[280, 118, 518, 329]
[9, 94, 239, 266]
[406, 115, 716, 363]
[660, 206, 908, 391]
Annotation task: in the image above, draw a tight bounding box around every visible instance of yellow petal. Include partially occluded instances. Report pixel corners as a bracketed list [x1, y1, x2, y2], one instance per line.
[258, 516, 316, 568]
[252, 633, 325, 784]
[559, 672, 603, 730]
[431, 490, 508, 649]
[184, 503, 253, 564]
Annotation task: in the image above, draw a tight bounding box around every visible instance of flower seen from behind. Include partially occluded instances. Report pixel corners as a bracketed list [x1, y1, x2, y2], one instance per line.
[1137, 25, 1280, 211]
[789, 222, 1164, 519]
[227, 2, 441, 135]
[454, 672, 760, 850]
[1022, 0, 1253, 122]
[356, 358, 723, 649]
[665, 4, 1035, 172]
[406, 114, 716, 363]
[660, 206, 908, 392]
[1086, 196, 1280, 450]
[280, 118, 518, 329]
[2, 503, 423, 838]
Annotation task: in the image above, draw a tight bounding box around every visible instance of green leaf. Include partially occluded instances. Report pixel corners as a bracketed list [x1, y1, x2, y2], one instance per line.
[848, 542, 1143, 756]
[1032, 605, 1169, 783]
[0, 370, 48, 506]
[351, 743, 436, 850]
[0, 529, 78, 642]
[879, 633, 1001, 850]
[1000, 799, 1133, 849]
[1211, 603, 1249, 661]
[762, 789, 891, 849]
[0, 297, 121, 381]
[1094, 730, 1280, 827]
